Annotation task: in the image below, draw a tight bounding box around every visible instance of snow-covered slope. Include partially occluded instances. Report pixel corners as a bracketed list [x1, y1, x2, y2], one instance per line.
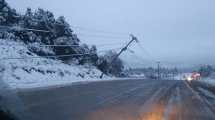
[201, 78, 215, 86]
[0, 39, 108, 89]
[199, 73, 215, 85]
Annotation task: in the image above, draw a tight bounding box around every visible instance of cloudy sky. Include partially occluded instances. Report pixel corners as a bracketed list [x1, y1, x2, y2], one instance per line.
[7, 0, 215, 68]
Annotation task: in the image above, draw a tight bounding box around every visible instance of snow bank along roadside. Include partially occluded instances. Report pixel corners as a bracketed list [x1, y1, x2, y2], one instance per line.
[16, 77, 146, 92]
[0, 39, 110, 89]
[201, 78, 215, 86]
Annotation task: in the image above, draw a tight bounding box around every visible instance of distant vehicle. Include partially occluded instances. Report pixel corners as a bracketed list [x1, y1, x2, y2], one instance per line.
[184, 72, 201, 81]
[191, 72, 201, 80]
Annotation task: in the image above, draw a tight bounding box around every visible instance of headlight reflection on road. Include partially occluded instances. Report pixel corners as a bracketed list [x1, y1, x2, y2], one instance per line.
[139, 102, 179, 120]
[186, 76, 193, 81]
[85, 105, 138, 120]
[85, 103, 179, 120]
[139, 104, 165, 120]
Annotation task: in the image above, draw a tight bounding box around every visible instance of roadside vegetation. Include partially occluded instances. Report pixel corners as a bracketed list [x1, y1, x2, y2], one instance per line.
[0, 0, 124, 77]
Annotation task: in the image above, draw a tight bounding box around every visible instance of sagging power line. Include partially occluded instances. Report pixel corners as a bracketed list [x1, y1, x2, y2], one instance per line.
[0, 25, 51, 33]
[15, 17, 129, 37]
[0, 53, 94, 61]
[0, 44, 81, 47]
[127, 48, 154, 63]
[100, 34, 139, 78]
[0, 24, 155, 76]
[0, 25, 129, 40]
[0, 42, 126, 49]
[0, 46, 122, 61]
[76, 33, 129, 39]
[70, 25, 129, 36]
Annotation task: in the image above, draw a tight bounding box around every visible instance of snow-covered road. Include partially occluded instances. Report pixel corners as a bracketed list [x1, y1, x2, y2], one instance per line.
[2, 79, 215, 120]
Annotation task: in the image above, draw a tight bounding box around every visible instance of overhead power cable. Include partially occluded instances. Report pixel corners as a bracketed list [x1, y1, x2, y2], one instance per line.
[0, 42, 126, 48]
[0, 48, 123, 61]
[137, 42, 182, 66]
[127, 48, 150, 62]
[97, 47, 122, 53]
[136, 42, 157, 63]
[0, 53, 94, 61]
[76, 33, 129, 39]
[8, 17, 128, 36]
[0, 44, 81, 47]
[70, 25, 129, 36]
[0, 25, 128, 41]
[0, 25, 129, 42]
[0, 25, 51, 33]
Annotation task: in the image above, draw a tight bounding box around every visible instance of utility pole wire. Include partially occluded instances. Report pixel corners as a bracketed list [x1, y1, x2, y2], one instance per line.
[0, 53, 94, 61]
[76, 33, 129, 39]
[0, 25, 129, 40]
[70, 25, 129, 36]
[94, 42, 127, 47]
[0, 25, 51, 33]
[100, 34, 138, 78]
[0, 42, 126, 48]
[137, 42, 157, 63]
[11, 17, 128, 36]
[97, 47, 122, 53]
[0, 46, 122, 60]
[127, 48, 156, 64]
[0, 44, 81, 47]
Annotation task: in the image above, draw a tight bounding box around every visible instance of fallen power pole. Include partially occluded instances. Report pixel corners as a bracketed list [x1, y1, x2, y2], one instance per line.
[100, 34, 138, 78]
[157, 61, 161, 80]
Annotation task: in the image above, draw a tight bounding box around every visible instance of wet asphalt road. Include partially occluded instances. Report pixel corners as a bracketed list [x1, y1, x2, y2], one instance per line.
[6, 79, 215, 120]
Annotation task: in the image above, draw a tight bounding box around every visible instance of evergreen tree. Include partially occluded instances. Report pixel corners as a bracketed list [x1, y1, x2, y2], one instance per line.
[54, 16, 73, 37]
[198, 65, 213, 77]
[0, 0, 19, 25]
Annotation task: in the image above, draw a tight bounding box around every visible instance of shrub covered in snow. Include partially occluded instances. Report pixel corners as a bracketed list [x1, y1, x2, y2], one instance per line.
[97, 50, 124, 77]
[0, 39, 108, 89]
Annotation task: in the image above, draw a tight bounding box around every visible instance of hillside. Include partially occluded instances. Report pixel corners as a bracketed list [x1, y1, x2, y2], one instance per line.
[0, 39, 110, 89]
[0, 0, 115, 89]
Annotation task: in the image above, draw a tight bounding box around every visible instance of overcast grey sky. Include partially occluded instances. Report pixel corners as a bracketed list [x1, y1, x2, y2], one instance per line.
[7, 0, 215, 67]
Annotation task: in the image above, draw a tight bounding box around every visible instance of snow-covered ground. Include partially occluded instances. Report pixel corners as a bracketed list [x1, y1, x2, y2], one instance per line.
[173, 73, 192, 80]
[203, 73, 215, 85]
[201, 78, 215, 86]
[0, 39, 111, 89]
[129, 73, 146, 79]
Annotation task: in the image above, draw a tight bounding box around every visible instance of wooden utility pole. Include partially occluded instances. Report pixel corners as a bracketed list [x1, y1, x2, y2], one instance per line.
[100, 34, 138, 79]
[157, 61, 161, 80]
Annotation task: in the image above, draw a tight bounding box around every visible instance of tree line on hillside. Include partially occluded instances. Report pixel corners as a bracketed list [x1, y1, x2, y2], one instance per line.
[0, 0, 124, 77]
[198, 65, 214, 78]
[126, 67, 179, 79]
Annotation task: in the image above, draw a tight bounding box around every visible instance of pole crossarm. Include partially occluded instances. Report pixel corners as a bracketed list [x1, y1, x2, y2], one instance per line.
[100, 34, 138, 78]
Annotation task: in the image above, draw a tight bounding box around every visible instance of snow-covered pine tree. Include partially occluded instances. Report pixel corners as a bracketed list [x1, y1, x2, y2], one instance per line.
[54, 16, 73, 37]
[0, 0, 19, 25]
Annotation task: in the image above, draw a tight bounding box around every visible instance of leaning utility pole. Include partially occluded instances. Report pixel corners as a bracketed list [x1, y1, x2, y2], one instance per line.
[100, 34, 138, 78]
[157, 61, 161, 80]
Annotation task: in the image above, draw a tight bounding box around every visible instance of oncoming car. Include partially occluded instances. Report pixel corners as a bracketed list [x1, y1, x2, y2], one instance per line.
[184, 72, 201, 81]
